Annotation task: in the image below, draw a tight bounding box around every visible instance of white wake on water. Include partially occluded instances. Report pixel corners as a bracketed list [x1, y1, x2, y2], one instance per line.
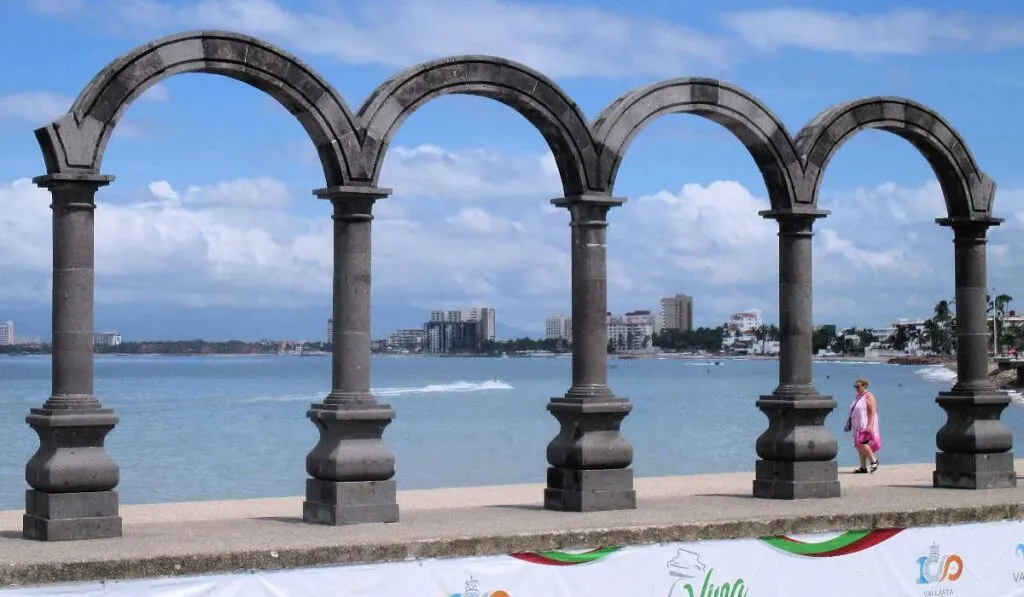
[374, 379, 513, 396]
[913, 365, 1024, 406]
[240, 379, 513, 403]
[915, 365, 957, 384]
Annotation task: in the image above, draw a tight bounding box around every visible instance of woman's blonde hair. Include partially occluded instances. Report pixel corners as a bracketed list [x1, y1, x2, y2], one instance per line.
[855, 378, 870, 389]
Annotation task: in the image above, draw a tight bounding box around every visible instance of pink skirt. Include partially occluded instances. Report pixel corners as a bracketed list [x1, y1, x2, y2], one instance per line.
[855, 429, 881, 452]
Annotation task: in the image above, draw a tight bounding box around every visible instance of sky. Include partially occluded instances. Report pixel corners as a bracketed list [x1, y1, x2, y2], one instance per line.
[2, 0, 1024, 341]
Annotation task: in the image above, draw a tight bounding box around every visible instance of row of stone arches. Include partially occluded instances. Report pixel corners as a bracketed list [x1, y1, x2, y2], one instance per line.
[19, 30, 1014, 542]
[38, 31, 992, 216]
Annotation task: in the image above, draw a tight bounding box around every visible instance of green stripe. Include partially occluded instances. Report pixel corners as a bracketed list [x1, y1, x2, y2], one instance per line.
[533, 546, 621, 563]
[760, 531, 869, 555]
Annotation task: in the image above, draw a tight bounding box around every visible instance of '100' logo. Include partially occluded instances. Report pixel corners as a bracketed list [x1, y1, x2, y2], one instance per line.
[915, 543, 964, 585]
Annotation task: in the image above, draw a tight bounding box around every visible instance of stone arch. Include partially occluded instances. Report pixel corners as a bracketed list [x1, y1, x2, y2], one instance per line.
[591, 78, 802, 210]
[795, 97, 995, 218]
[35, 30, 361, 186]
[357, 56, 596, 196]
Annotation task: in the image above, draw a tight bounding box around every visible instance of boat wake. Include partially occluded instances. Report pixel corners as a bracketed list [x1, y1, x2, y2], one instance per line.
[240, 380, 513, 403]
[915, 365, 957, 384]
[375, 379, 513, 396]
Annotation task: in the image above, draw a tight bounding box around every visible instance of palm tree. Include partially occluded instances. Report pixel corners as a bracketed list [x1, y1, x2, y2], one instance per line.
[754, 324, 769, 354]
[991, 294, 1013, 355]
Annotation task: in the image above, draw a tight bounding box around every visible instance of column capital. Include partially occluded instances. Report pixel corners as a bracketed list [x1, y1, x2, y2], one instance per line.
[937, 215, 1004, 236]
[758, 208, 830, 222]
[33, 172, 115, 190]
[315, 185, 392, 222]
[313, 185, 393, 201]
[552, 194, 626, 226]
[34, 173, 113, 211]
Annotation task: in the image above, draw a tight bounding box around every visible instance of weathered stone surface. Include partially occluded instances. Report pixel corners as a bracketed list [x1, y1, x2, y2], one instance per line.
[304, 187, 398, 525]
[25, 175, 122, 541]
[545, 196, 635, 512]
[590, 78, 800, 208]
[794, 97, 989, 220]
[34, 31, 359, 186]
[356, 56, 595, 196]
[23, 491, 121, 542]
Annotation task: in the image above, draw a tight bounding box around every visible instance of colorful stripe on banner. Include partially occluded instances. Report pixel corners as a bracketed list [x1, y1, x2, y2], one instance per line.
[760, 528, 904, 557]
[510, 546, 621, 566]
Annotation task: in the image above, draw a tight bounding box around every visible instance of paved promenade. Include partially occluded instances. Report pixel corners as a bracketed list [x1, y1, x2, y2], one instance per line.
[2, 461, 1023, 588]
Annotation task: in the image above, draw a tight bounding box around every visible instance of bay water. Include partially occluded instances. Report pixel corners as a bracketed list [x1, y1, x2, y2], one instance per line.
[0, 354, 1015, 509]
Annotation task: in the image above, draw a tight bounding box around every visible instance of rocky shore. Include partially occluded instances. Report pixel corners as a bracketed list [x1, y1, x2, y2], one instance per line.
[886, 355, 954, 366]
[886, 354, 1023, 390]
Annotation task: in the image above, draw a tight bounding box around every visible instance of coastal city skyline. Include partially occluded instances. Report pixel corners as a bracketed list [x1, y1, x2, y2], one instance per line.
[2, 3, 1024, 342]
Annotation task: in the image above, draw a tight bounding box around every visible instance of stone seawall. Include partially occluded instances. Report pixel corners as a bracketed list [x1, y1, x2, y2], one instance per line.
[2, 460, 1023, 588]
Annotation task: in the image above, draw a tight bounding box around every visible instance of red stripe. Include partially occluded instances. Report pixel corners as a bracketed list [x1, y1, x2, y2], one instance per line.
[509, 553, 577, 566]
[804, 528, 904, 558]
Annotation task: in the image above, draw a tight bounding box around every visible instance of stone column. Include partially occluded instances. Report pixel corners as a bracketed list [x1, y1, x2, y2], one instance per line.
[753, 210, 839, 499]
[545, 195, 635, 512]
[934, 216, 1015, 489]
[24, 173, 121, 541]
[303, 185, 399, 525]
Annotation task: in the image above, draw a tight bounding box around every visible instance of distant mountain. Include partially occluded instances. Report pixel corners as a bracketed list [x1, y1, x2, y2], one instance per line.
[495, 321, 538, 340]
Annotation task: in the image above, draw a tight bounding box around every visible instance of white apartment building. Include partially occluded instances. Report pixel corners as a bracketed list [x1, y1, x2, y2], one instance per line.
[93, 331, 123, 347]
[545, 314, 572, 342]
[727, 309, 763, 334]
[0, 321, 13, 346]
[430, 307, 496, 341]
[659, 294, 693, 333]
[607, 310, 655, 351]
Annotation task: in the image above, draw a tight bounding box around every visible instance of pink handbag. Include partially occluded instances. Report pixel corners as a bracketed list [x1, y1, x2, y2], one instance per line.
[856, 429, 881, 452]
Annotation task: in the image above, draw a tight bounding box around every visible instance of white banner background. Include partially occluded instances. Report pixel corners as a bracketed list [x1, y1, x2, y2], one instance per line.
[7, 519, 1024, 596]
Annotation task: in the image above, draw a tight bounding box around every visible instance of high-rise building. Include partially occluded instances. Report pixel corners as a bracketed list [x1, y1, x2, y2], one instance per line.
[0, 321, 13, 346]
[429, 307, 496, 342]
[659, 294, 693, 333]
[607, 310, 655, 351]
[327, 318, 334, 344]
[545, 314, 572, 342]
[425, 320, 483, 354]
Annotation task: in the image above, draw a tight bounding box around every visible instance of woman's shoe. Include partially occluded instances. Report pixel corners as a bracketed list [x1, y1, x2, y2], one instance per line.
[853, 467, 868, 474]
[870, 460, 879, 473]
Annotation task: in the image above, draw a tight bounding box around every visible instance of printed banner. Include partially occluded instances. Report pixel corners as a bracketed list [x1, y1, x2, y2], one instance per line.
[7, 519, 1024, 596]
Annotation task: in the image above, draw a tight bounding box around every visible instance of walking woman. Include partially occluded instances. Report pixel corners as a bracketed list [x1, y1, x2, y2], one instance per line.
[845, 378, 881, 473]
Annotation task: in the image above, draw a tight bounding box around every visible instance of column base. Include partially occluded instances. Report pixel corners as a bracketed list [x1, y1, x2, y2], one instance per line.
[933, 451, 1017, 490]
[544, 467, 636, 512]
[753, 460, 840, 500]
[302, 479, 399, 525]
[22, 490, 121, 541]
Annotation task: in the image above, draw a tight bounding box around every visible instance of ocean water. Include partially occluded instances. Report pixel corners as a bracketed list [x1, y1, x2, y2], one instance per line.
[0, 354, 1019, 509]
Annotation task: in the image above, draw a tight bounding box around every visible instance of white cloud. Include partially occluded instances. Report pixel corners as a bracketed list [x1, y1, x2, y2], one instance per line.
[140, 82, 170, 103]
[723, 9, 1024, 55]
[381, 145, 560, 201]
[4, 142, 1024, 331]
[30, 0, 731, 78]
[0, 92, 71, 124]
[0, 85, 168, 129]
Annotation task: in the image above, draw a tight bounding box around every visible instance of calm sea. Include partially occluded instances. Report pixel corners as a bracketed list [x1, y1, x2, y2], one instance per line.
[0, 354, 1018, 509]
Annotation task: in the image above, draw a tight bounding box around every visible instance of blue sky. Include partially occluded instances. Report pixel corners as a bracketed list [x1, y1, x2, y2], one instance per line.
[2, 0, 1024, 340]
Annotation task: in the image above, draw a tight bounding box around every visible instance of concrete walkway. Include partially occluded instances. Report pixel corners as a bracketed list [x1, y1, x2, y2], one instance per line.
[2, 461, 1023, 587]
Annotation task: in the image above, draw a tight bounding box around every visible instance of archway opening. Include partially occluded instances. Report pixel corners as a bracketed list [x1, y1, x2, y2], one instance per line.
[372, 92, 572, 491]
[606, 110, 780, 479]
[810, 126, 1016, 471]
[79, 71, 336, 507]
